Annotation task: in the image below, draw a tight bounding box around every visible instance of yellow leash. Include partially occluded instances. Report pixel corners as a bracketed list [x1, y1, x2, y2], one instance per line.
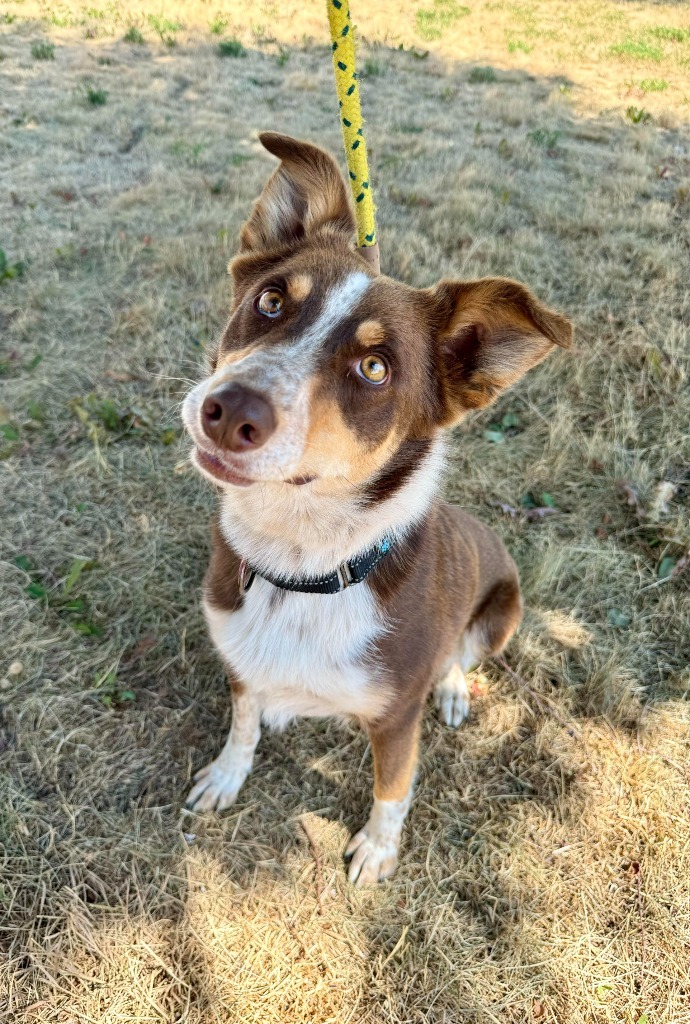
[326, 0, 380, 274]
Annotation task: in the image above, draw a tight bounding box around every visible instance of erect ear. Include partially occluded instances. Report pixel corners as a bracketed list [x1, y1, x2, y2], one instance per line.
[239, 132, 356, 255]
[427, 277, 572, 425]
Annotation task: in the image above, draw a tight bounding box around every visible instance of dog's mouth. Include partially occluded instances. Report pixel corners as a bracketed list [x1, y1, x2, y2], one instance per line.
[192, 446, 255, 487]
[192, 445, 317, 488]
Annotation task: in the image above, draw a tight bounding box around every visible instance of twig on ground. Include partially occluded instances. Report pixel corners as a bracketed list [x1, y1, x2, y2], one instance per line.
[299, 817, 324, 914]
[633, 861, 647, 990]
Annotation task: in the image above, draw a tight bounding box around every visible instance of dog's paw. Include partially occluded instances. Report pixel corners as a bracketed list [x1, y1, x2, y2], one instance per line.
[345, 828, 399, 887]
[434, 663, 470, 728]
[185, 757, 250, 813]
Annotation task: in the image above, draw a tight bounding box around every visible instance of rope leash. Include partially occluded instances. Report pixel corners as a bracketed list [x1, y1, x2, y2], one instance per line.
[326, 0, 380, 275]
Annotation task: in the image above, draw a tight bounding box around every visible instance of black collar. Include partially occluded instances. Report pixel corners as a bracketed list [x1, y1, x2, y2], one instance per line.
[238, 537, 393, 595]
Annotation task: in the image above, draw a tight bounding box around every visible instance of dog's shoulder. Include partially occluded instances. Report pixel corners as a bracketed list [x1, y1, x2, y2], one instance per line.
[204, 515, 244, 613]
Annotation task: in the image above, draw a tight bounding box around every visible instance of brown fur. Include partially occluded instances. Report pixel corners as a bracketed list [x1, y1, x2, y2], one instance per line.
[364, 504, 522, 799]
[204, 518, 244, 613]
[184, 133, 571, 882]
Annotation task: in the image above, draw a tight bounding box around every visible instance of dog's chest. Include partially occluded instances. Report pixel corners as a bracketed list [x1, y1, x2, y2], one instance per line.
[203, 579, 390, 728]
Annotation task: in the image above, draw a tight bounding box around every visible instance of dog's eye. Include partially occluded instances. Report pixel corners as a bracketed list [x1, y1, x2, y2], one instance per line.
[356, 354, 389, 385]
[256, 289, 283, 318]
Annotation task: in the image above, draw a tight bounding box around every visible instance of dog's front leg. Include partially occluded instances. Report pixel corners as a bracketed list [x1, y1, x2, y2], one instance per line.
[346, 709, 421, 886]
[186, 678, 261, 812]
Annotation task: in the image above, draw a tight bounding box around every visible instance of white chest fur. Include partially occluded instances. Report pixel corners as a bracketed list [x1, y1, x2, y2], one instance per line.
[203, 578, 391, 729]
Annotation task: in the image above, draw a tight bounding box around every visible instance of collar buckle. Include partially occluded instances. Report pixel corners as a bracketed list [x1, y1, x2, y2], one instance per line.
[336, 560, 355, 591]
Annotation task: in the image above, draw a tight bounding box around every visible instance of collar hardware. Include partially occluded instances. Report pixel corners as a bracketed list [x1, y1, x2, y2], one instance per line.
[238, 538, 394, 596]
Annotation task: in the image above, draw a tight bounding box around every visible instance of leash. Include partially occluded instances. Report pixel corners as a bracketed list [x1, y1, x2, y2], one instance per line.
[326, 0, 380, 276]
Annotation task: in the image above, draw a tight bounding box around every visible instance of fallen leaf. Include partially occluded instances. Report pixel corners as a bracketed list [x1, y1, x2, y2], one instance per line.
[63, 557, 92, 595]
[470, 673, 489, 698]
[616, 479, 644, 516]
[128, 635, 157, 661]
[607, 608, 630, 628]
[658, 556, 676, 579]
[524, 506, 558, 520]
[105, 369, 138, 382]
[492, 501, 519, 517]
[648, 480, 675, 521]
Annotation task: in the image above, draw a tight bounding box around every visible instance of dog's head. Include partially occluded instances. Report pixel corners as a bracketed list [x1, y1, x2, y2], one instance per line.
[183, 132, 571, 500]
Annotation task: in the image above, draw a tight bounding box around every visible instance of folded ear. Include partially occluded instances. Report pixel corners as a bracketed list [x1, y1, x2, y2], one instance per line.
[427, 277, 572, 425]
[239, 132, 356, 254]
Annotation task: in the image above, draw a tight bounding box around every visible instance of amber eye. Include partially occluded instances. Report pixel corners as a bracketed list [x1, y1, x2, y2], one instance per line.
[356, 353, 389, 385]
[256, 289, 283, 318]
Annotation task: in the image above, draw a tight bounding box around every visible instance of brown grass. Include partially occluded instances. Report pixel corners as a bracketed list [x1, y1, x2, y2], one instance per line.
[2, 1, 690, 1022]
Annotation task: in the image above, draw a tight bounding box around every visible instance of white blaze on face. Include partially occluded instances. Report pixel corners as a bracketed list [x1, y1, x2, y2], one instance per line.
[182, 271, 372, 481]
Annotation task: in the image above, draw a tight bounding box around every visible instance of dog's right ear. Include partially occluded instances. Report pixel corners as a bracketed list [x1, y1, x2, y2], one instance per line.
[238, 133, 356, 255]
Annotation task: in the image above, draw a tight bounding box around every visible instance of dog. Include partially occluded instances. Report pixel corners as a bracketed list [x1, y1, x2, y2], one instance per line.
[181, 132, 572, 886]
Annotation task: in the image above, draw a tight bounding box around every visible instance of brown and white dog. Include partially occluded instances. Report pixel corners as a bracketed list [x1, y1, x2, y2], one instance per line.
[181, 133, 572, 885]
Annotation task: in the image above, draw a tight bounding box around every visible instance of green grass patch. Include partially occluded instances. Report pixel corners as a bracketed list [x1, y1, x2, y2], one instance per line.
[31, 41, 55, 60]
[0, 249, 25, 283]
[610, 39, 663, 62]
[123, 25, 144, 44]
[626, 106, 652, 124]
[364, 57, 384, 77]
[508, 39, 533, 54]
[527, 127, 562, 150]
[469, 65, 497, 83]
[146, 14, 182, 46]
[416, 0, 470, 42]
[218, 38, 246, 57]
[209, 14, 228, 35]
[649, 26, 690, 44]
[640, 78, 669, 93]
[84, 85, 108, 106]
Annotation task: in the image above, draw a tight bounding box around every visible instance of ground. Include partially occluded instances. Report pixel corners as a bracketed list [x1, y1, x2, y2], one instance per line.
[1, 1, 690, 1022]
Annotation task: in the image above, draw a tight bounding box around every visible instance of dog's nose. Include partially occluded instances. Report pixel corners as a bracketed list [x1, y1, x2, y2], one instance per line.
[201, 383, 276, 452]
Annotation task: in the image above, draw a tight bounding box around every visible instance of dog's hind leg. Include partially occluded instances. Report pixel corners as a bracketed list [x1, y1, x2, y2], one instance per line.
[434, 576, 522, 729]
[186, 678, 261, 812]
[434, 661, 471, 728]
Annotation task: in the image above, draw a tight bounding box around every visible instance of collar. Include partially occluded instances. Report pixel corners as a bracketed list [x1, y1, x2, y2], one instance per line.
[238, 537, 393, 595]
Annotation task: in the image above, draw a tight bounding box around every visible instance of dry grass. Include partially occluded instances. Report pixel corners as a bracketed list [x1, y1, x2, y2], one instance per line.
[1, 1, 690, 1021]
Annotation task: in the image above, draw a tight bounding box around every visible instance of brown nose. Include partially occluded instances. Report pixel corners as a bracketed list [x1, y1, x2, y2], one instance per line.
[201, 383, 276, 452]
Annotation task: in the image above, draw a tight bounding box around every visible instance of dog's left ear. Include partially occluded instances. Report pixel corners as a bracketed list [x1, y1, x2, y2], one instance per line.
[426, 276, 572, 425]
[239, 132, 355, 254]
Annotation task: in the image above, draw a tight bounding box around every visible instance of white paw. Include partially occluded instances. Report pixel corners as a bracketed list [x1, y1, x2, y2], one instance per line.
[185, 757, 250, 812]
[434, 664, 470, 728]
[345, 828, 399, 887]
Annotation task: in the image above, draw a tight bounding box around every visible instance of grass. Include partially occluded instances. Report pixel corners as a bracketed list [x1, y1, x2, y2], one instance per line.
[609, 39, 664, 62]
[209, 14, 228, 35]
[469, 64, 497, 82]
[218, 37, 246, 57]
[649, 26, 690, 44]
[146, 13, 182, 46]
[123, 24, 144, 44]
[639, 78, 669, 93]
[31, 39, 55, 59]
[83, 83, 108, 105]
[2, 2, 690, 1023]
[416, 0, 470, 42]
